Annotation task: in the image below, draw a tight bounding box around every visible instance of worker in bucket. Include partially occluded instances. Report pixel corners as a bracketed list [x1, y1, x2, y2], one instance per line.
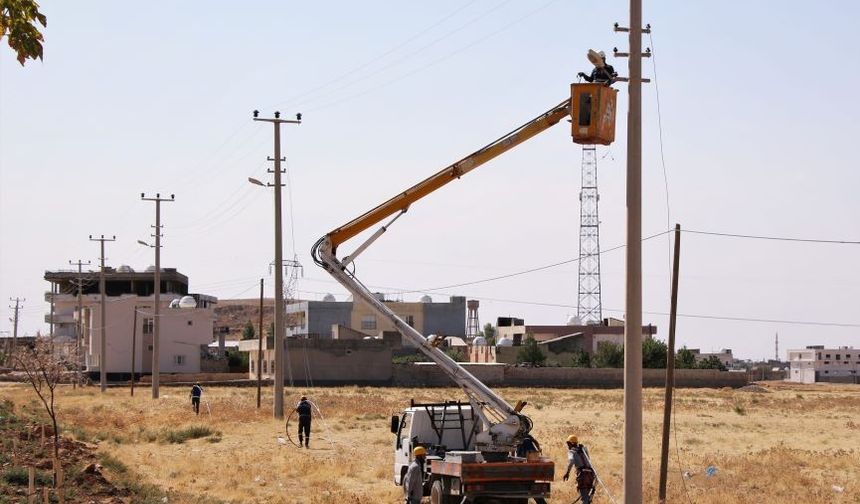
[189, 382, 203, 416]
[403, 446, 426, 504]
[295, 395, 312, 448]
[577, 49, 617, 86]
[562, 434, 596, 504]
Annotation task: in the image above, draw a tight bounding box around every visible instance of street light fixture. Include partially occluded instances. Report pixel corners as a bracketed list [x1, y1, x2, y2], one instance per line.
[248, 177, 266, 187]
[137, 240, 152, 247]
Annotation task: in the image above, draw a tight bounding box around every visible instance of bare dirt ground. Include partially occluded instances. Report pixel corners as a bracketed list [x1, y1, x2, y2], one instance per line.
[1, 381, 858, 503]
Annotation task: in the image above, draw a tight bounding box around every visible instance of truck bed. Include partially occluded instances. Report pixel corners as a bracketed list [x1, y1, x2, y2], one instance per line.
[431, 459, 555, 483]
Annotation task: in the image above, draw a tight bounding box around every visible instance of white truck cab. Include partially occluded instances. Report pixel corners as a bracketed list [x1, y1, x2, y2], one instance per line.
[391, 400, 480, 485]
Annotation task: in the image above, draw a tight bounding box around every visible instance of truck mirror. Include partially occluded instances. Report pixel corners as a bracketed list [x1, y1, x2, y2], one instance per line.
[390, 415, 399, 434]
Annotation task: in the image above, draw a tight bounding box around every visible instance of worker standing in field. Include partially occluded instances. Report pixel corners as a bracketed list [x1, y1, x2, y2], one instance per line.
[403, 446, 426, 504]
[295, 395, 312, 448]
[562, 434, 596, 504]
[189, 382, 204, 416]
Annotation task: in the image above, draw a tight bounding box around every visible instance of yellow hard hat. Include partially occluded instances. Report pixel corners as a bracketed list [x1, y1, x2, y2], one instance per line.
[567, 435, 578, 444]
[413, 446, 427, 457]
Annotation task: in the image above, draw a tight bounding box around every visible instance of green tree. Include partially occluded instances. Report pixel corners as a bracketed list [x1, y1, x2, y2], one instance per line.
[592, 342, 624, 368]
[1, 0, 47, 66]
[516, 337, 546, 367]
[241, 320, 256, 341]
[482, 323, 496, 345]
[675, 346, 697, 369]
[567, 349, 591, 368]
[445, 348, 467, 362]
[697, 355, 727, 371]
[642, 337, 668, 369]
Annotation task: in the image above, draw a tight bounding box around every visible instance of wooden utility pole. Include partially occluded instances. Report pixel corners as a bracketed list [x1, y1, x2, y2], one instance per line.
[257, 278, 264, 408]
[253, 110, 301, 419]
[88, 235, 115, 392]
[141, 193, 175, 400]
[69, 260, 91, 389]
[8, 297, 24, 358]
[131, 307, 137, 396]
[659, 224, 682, 503]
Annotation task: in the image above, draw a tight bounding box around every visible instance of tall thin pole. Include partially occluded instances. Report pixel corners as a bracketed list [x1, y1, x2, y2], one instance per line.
[623, 0, 644, 500]
[8, 297, 24, 358]
[253, 110, 301, 419]
[658, 224, 681, 503]
[69, 259, 91, 390]
[141, 193, 175, 400]
[131, 306, 137, 396]
[89, 235, 115, 393]
[49, 283, 56, 345]
[257, 278, 264, 409]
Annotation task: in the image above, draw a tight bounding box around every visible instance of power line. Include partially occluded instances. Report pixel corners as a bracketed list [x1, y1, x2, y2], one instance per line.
[683, 229, 860, 245]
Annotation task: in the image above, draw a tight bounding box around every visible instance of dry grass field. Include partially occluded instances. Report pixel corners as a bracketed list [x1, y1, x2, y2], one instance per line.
[1, 381, 858, 503]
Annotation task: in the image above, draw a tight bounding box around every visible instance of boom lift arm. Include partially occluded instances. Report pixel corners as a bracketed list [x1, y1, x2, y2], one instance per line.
[312, 98, 572, 456]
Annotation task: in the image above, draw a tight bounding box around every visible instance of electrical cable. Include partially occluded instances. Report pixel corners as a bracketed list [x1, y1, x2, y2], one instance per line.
[285, 0, 516, 111]
[268, 0, 481, 110]
[683, 229, 860, 245]
[303, 0, 563, 113]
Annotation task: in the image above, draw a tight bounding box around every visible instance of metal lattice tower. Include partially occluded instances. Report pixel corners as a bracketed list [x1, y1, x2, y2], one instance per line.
[577, 146, 603, 324]
[466, 299, 480, 339]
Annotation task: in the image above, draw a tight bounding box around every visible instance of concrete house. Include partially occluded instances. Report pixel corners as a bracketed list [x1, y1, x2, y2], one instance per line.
[45, 266, 217, 377]
[788, 345, 859, 384]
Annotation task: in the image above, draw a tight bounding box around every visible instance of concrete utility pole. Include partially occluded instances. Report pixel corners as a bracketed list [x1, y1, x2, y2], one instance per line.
[252, 109, 301, 419]
[257, 278, 264, 409]
[8, 297, 24, 357]
[69, 259, 91, 389]
[89, 235, 115, 392]
[615, 1, 648, 500]
[48, 283, 56, 344]
[141, 193, 175, 400]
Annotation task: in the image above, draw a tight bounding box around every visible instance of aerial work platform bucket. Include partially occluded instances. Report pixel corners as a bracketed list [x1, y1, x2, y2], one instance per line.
[570, 83, 617, 145]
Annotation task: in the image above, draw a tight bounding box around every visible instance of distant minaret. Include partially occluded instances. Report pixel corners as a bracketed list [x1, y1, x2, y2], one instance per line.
[775, 332, 779, 362]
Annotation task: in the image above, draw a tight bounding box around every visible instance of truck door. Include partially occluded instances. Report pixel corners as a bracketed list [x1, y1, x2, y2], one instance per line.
[394, 411, 413, 485]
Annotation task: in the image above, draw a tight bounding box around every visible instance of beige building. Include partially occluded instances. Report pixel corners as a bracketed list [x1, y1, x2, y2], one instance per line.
[788, 346, 859, 384]
[45, 266, 217, 376]
[689, 348, 734, 368]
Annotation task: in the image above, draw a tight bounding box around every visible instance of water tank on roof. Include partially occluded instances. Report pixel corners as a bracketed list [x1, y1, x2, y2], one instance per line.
[497, 338, 514, 347]
[178, 296, 197, 309]
[473, 336, 488, 346]
[322, 293, 336, 302]
[168, 298, 181, 309]
[117, 265, 134, 273]
[145, 265, 156, 272]
[373, 292, 386, 302]
[420, 295, 432, 303]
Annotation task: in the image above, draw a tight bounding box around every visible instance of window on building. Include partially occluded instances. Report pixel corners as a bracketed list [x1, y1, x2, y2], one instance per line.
[361, 315, 377, 331]
[270, 360, 275, 373]
[825, 354, 831, 359]
[174, 355, 186, 365]
[143, 318, 154, 335]
[262, 360, 267, 373]
[251, 360, 255, 372]
[836, 354, 841, 360]
[147, 345, 153, 351]
[404, 315, 415, 327]
[187, 320, 193, 326]
[824, 361, 830, 364]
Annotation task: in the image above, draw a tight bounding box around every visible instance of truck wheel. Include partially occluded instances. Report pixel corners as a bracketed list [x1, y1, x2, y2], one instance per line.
[430, 480, 445, 504]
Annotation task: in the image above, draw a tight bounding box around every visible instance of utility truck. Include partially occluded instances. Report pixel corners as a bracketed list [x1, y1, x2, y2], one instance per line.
[313, 74, 617, 503]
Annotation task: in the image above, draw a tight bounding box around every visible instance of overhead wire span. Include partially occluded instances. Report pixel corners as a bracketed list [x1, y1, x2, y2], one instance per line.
[683, 229, 860, 245]
[303, 0, 563, 113]
[285, 0, 515, 111]
[268, 0, 481, 110]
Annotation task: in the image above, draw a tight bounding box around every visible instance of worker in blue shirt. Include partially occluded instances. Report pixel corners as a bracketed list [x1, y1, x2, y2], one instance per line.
[189, 382, 203, 415]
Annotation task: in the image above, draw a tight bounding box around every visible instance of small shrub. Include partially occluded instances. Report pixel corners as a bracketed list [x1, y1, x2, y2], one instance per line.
[2, 467, 51, 486]
[733, 404, 747, 416]
[162, 425, 214, 444]
[100, 453, 128, 474]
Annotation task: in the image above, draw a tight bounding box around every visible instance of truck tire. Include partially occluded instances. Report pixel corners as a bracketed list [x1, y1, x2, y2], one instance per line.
[430, 480, 460, 504]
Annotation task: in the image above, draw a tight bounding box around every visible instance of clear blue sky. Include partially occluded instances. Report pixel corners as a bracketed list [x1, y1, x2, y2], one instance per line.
[2, 1, 858, 360]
